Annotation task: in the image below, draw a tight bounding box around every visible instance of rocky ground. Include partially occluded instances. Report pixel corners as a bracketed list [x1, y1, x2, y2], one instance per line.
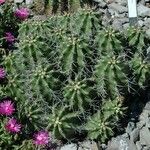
[94, 0, 150, 36]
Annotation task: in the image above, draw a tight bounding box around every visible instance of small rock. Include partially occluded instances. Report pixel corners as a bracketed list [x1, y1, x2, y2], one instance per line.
[128, 141, 137, 150]
[78, 141, 98, 150]
[144, 101, 150, 110]
[130, 128, 140, 143]
[112, 19, 123, 31]
[98, 1, 107, 8]
[115, 0, 127, 6]
[138, 20, 144, 27]
[137, 4, 150, 17]
[60, 144, 77, 150]
[107, 136, 130, 150]
[140, 127, 150, 147]
[108, 3, 128, 14]
[144, 18, 150, 27]
[123, 23, 130, 29]
[136, 141, 142, 150]
[147, 46, 150, 54]
[126, 122, 135, 134]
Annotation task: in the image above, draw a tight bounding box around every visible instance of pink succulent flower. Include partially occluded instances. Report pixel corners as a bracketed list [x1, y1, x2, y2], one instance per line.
[33, 131, 49, 146]
[0, 100, 15, 116]
[0, 67, 6, 79]
[5, 118, 21, 133]
[0, 0, 5, 5]
[4, 32, 15, 43]
[14, 8, 29, 21]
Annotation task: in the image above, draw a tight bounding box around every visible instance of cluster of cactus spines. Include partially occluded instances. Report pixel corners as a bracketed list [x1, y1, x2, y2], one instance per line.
[95, 27, 122, 55]
[18, 100, 46, 130]
[1, 4, 150, 147]
[85, 96, 126, 142]
[130, 53, 150, 88]
[94, 54, 128, 98]
[47, 106, 79, 139]
[63, 77, 91, 111]
[127, 26, 146, 52]
[60, 34, 89, 75]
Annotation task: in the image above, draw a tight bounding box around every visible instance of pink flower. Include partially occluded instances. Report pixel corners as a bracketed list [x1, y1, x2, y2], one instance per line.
[5, 118, 21, 133]
[33, 131, 49, 146]
[4, 32, 15, 43]
[0, 67, 6, 79]
[0, 100, 15, 116]
[14, 8, 29, 20]
[0, 0, 5, 5]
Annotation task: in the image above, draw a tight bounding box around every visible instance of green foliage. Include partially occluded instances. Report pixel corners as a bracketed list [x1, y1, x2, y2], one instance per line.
[63, 77, 91, 111]
[0, 2, 19, 34]
[60, 34, 90, 74]
[85, 97, 125, 142]
[47, 106, 79, 139]
[130, 53, 150, 88]
[126, 27, 146, 51]
[0, 120, 13, 148]
[94, 54, 128, 98]
[95, 27, 122, 55]
[1, 4, 150, 149]
[13, 140, 35, 150]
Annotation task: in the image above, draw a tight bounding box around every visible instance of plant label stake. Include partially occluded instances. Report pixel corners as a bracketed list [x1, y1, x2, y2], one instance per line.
[26, 0, 33, 5]
[127, 0, 138, 26]
[14, 0, 23, 3]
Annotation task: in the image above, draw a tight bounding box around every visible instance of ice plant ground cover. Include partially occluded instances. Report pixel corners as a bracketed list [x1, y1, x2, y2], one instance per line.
[0, 1, 150, 150]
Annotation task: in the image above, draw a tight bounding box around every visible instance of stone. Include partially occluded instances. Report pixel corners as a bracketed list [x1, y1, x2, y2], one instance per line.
[147, 46, 150, 54]
[123, 23, 130, 29]
[130, 128, 140, 143]
[98, 1, 107, 8]
[126, 122, 135, 134]
[32, 15, 47, 21]
[140, 127, 150, 147]
[115, 0, 127, 6]
[145, 0, 150, 2]
[60, 144, 77, 150]
[144, 18, 150, 27]
[138, 20, 144, 27]
[118, 18, 129, 24]
[108, 3, 128, 14]
[137, 4, 150, 17]
[146, 29, 150, 37]
[144, 101, 150, 110]
[107, 136, 130, 150]
[112, 19, 123, 31]
[136, 141, 142, 150]
[78, 141, 98, 150]
[128, 141, 137, 150]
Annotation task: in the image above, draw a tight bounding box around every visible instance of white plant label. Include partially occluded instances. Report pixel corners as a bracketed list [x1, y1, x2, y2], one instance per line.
[14, 0, 23, 3]
[127, 0, 138, 18]
[26, 0, 33, 5]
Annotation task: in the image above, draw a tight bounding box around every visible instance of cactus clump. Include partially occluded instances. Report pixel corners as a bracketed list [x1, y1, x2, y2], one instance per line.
[0, 3, 150, 149]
